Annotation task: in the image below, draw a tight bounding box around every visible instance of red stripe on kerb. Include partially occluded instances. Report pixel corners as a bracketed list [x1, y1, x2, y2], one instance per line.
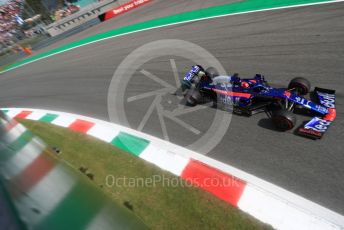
[212, 89, 252, 99]
[11, 153, 56, 198]
[15, 110, 32, 119]
[5, 119, 18, 131]
[69, 119, 95, 133]
[181, 160, 246, 206]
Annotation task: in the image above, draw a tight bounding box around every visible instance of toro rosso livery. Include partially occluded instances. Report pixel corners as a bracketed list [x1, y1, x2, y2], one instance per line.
[179, 65, 336, 139]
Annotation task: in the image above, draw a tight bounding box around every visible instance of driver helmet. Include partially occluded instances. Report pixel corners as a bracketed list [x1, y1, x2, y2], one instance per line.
[241, 81, 250, 88]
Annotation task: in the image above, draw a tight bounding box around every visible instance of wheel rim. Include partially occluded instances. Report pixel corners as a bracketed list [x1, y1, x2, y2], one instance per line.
[292, 83, 308, 95]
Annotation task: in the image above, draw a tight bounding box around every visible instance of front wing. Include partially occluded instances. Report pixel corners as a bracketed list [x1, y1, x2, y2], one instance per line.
[298, 87, 336, 139]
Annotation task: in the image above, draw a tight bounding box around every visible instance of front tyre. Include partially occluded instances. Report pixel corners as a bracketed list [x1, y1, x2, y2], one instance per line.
[288, 77, 311, 95]
[272, 109, 296, 131]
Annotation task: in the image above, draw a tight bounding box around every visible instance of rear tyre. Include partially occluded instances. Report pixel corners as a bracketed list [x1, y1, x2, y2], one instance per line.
[205, 67, 219, 79]
[288, 77, 311, 95]
[272, 109, 296, 131]
[186, 90, 202, 106]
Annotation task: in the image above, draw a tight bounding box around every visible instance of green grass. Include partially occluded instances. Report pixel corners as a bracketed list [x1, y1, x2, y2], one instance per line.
[19, 119, 272, 230]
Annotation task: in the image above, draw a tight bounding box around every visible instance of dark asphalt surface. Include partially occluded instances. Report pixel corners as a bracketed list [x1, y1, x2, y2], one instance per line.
[0, 0, 344, 214]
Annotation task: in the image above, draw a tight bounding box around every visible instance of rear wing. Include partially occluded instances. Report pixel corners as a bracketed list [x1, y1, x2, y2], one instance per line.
[298, 87, 336, 139]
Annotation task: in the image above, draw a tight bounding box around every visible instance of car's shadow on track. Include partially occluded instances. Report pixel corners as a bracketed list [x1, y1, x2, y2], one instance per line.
[178, 94, 283, 132]
[257, 118, 281, 132]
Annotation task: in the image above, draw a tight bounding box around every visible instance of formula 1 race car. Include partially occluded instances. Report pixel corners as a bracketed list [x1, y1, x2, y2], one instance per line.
[182, 66, 336, 139]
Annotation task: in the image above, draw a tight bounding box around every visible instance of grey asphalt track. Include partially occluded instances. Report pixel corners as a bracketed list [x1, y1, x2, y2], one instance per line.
[1, 0, 344, 215]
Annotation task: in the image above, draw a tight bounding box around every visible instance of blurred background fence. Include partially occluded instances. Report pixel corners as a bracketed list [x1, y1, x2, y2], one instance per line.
[0, 0, 132, 67]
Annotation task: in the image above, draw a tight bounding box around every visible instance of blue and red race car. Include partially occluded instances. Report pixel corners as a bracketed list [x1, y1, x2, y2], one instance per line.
[180, 65, 336, 139]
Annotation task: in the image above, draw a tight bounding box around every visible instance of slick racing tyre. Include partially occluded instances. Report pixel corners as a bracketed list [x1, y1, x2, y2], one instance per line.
[288, 77, 311, 95]
[186, 89, 202, 106]
[205, 67, 219, 79]
[272, 109, 296, 131]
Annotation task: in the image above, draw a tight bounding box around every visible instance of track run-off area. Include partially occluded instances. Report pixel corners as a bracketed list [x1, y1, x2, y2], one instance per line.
[1, 0, 344, 219]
